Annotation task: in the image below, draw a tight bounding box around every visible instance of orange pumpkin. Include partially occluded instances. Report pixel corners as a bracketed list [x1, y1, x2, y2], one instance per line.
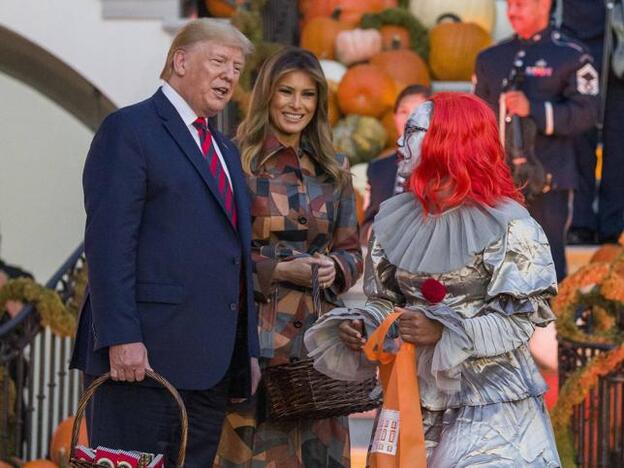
[205, 0, 242, 17]
[303, 0, 395, 28]
[22, 461, 58, 468]
[408, 0, 495, 34]
[429, 21, 491, 81]
[0, 462, 14, 468]
[50, 416, 88, 465]
[379, 25, 411, 50]
[300, 12, 346, 60]
[590, 244, 624, 263]
[338, 0, 394, 27]
[381, 110, 398, 148]
[370, 48, 431, 91]
[327, 81, 341, 126]
[300, 0, 334, 19]
[299, 0, 314, 16]
[337, 64, 397, 118]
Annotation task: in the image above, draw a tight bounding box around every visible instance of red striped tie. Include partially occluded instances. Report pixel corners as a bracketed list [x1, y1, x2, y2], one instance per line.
[192, 118, 237, 229]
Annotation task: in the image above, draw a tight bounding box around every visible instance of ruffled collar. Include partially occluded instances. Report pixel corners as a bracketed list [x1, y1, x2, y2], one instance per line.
[372, 193, 529, 274]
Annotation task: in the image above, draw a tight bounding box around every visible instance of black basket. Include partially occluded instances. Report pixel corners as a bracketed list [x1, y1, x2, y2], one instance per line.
[264, 358, 381, 421]
[263, 264, 381, 421]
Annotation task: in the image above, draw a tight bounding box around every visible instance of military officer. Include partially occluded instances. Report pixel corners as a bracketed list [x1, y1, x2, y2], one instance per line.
[562, 0, 624, 245]
[475, 0, 599, 281]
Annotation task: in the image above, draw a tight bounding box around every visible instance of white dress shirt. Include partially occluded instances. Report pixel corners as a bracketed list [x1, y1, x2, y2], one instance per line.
[161, 82, 233, 190]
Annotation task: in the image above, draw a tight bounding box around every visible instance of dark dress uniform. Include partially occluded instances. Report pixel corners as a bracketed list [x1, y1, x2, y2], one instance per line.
[475, 26, 599, 281]
[562, 0, 624, 244]
[361, 150, 405, 242]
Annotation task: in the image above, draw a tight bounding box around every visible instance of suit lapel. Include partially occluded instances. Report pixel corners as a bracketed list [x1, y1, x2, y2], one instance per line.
[153, 90, 233, 231]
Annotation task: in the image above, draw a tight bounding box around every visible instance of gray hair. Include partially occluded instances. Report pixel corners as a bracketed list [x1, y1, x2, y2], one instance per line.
[160, 18, 254, 80]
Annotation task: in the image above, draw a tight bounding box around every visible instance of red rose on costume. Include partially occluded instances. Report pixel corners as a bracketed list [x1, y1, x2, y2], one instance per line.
[421, 278, 447, 303]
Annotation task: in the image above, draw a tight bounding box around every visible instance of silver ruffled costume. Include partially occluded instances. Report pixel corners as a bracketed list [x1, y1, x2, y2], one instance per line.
[305, 193, 561, 467]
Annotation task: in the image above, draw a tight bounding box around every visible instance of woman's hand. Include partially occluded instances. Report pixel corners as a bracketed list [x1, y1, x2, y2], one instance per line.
[313, 253, 337, 288]
[274, 254, 336, 288]
[397, 307, 443, 346]
[338, 319, 366, 351]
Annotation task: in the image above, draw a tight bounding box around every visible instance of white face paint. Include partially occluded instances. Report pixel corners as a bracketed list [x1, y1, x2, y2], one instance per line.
[396, 101, 433, 178]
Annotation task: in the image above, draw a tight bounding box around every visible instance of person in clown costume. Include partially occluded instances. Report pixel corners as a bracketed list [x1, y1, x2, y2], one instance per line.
[305, 92, 561, 467]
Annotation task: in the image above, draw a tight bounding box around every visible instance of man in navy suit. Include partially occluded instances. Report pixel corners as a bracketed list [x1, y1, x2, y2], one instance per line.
[71, 19, 260, 466]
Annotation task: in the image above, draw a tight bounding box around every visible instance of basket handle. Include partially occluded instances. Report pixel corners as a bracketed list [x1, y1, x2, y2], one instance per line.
[311, 263, 322, 318]
[70, 369, 188, 468]
[288, 263, 322, 361]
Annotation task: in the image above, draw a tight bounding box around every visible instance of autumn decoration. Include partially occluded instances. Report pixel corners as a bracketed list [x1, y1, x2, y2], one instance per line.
[337, 64, 396, 118]
[428, 18, 491, 81]
[550, 234, 624, 467]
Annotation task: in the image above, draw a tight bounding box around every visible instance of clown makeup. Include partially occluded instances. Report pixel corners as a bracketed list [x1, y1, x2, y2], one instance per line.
[397, 100, 433, 178]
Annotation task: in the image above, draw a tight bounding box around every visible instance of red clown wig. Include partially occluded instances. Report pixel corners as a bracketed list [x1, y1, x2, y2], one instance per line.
[407, 92, 524, 214]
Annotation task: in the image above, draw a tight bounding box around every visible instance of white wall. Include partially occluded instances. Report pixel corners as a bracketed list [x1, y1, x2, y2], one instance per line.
[0, 72, 93, 281]
[0, 0, 179, 280]
[0, 0, 175, 108]
[494, 0, 514, 42]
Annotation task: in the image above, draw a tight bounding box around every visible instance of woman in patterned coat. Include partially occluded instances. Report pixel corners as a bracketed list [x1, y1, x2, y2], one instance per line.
[215, 47, 363, 467]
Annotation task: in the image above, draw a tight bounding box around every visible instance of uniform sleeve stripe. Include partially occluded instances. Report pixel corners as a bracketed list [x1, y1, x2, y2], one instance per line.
[545, 101, 554, 135]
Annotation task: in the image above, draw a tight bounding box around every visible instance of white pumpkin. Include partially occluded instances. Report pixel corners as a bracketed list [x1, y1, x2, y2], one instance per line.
[335, 28, 383, 66]
[408, 0, 496, 34]
[320, 59, 347, 84]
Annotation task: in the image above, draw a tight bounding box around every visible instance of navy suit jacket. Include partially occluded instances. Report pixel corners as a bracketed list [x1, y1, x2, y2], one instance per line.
[71, 88, 259, 392]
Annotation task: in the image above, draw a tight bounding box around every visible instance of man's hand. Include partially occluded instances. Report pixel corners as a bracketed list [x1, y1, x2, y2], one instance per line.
[109, 342, 151, 382]
[274, 256, 336, 288]
[338, 319, 366, 351]
[504, 90, 530, 117]
[397, 307, 443, 346]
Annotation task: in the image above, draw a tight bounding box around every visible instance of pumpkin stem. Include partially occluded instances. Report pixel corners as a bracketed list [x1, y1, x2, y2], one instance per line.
[436, 13, 462, 24]
[331, 8, 342, 21]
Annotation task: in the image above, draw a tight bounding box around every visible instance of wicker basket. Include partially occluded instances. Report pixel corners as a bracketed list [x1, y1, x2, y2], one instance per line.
[264, 358, 381, 421]
[69, 369, 188, 467]
[264, 264, 382, 421]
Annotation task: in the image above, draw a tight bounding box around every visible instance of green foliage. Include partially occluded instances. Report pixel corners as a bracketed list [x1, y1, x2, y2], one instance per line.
[360, 7, 429, 59]
[0, 268, 88, 337]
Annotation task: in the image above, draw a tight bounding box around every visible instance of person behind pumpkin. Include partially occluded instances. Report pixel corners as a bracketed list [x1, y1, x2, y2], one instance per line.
[305, 93, 561, 466]
[361, 84, 431, 244]
[214, 47, 363, 468]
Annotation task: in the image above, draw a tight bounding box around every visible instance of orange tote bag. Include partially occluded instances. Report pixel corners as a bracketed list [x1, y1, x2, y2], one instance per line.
[363, 312, 427, 468]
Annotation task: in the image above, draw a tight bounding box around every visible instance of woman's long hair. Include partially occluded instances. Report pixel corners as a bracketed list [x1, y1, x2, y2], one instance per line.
[237, 47, 349, 187]
[407, 92, 524, 214]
